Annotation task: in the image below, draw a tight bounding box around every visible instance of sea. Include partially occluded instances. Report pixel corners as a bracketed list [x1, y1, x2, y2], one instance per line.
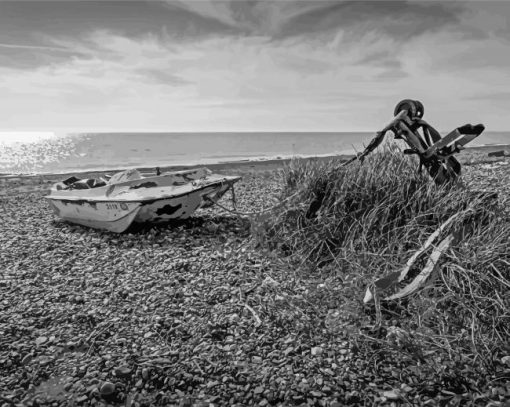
[0, 131, 509, 175]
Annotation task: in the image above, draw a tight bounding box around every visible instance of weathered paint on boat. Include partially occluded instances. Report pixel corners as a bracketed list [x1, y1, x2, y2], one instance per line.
[135, 181, 235, 223]
[45, 167, 241, 232]
[47, 199, 142, 233]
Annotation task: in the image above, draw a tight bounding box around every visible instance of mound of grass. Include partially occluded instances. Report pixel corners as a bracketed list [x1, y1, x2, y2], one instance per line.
[259, 146, 509, 362]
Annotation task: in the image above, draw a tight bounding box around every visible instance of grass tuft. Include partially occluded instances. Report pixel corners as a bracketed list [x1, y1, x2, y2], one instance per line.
[258, 145, 510, 363]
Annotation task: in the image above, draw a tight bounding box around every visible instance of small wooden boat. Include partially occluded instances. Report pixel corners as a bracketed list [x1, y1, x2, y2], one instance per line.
[45, 167, 241, 233]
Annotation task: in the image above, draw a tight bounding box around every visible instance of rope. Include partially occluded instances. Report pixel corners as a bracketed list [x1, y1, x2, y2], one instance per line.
[208, 137, 387, 219]
[231, 182, 237, 209]
[206, 188, 302, 217]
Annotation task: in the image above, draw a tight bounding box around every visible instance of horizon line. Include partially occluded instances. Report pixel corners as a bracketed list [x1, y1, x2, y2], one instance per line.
[2, 130, 509, 133]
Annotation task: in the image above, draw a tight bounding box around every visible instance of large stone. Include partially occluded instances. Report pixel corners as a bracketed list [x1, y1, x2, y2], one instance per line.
[99, 381, 116, 396]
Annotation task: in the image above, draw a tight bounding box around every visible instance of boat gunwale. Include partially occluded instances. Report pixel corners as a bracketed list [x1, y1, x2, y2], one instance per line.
[44, 177, 241, 204]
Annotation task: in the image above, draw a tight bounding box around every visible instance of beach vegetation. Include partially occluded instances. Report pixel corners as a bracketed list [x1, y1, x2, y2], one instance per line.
[256, 146, 510, 394]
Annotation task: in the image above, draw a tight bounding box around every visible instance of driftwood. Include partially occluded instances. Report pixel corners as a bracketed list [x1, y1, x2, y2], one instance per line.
[242, 303, 262, 327]
[385, 233, 456, 301]
[363, 211, 465, 303]
[488, 150, 505, 157]
[363, 190, 498, 306]
[364, 232, 455, 327]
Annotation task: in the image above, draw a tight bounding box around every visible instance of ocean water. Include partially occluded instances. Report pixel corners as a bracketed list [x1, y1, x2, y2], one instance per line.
[0, 131, 509, 175]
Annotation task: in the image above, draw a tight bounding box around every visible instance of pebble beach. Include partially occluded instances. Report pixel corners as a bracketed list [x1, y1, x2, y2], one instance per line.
[1, 152, 510, 406]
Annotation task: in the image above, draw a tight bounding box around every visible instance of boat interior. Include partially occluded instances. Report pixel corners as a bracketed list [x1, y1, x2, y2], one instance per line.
[51, 167, 217, 192]
[58, 175, 112, 190]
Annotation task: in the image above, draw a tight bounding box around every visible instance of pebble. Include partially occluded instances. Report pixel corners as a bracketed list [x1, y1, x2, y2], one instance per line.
[38, 356, 52, 366]
[401, 384, 413, 393]
[66, 341, 78, 351]
[35, 336, 47, 346]
[76, 395, 88, 403]
[1, 167, 508, 406]
[382, 390, 400, 400]
[86, 384, 99, 397]
[114, 366, 132, 378]
[99, 381, 116, 396]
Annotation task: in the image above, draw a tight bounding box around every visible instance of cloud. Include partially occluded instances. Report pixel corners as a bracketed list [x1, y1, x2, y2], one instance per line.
[166, 1, 468, 42]
[274, 1, 464, 40]
[0, 43, 70, 52]
[467, 91, 510, 102]
[357, 50, 401, 69]
[461, 2, 510, 42]
[0, 29, 406, 131]
[171, 1, 240, 29]
[400, 28, 510, 76]
[0, 1, 247, 71]
[135, 68, 192, 86]
[0, 39, 92, 71]
[0, 1, 238, 50]
[1, 1, 510, 131]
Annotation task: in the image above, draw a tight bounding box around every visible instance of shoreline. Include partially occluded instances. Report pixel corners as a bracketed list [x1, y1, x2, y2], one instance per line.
[0, 153, 354, 179]
[0, 154, 352, 197]
[1, 144, 509, 198]
[1, 143, 509, 180]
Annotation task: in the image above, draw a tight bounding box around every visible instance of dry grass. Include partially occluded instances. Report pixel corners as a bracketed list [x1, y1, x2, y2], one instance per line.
[258, 145, 510, 363]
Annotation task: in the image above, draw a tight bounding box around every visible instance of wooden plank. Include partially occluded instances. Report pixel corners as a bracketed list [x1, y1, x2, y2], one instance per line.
[363, 210, 465, 304]
[424, 129, 461, 158]
[454, 132, 481, 147]
[488, 150, 505, 157]
[425, 124, 484, 158]
[385, 234, 456, 301]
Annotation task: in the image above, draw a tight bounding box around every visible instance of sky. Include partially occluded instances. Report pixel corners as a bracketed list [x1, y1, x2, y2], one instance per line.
[0, 0, 509, 133]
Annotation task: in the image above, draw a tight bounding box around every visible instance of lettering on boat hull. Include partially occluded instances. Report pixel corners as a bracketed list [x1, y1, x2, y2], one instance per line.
[49, 200, 142, 233]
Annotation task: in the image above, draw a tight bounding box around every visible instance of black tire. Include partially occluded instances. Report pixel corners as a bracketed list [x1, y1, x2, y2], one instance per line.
[414, 100, 424, 118]
[394, 99, 418, 119]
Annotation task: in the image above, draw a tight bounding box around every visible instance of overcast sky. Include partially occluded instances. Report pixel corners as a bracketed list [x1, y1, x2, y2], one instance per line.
[0, 0, 509, 132]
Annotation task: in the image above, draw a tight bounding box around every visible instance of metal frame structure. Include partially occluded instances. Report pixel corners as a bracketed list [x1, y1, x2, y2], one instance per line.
[357, 99, 485, 184]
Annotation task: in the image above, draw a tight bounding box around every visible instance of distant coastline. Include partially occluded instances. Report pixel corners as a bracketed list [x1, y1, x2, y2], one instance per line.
[1, 144, 509, 184]
[1, 131, 508, 177]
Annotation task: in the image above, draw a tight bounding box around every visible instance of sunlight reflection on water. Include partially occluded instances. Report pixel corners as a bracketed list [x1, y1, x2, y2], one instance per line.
[0, 132, 78, 174]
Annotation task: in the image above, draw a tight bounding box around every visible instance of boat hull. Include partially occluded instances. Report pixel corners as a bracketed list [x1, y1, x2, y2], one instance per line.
[45, 169, 240, 232]
[47, 200, 142, 233]
[135, 181, 234, 223]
